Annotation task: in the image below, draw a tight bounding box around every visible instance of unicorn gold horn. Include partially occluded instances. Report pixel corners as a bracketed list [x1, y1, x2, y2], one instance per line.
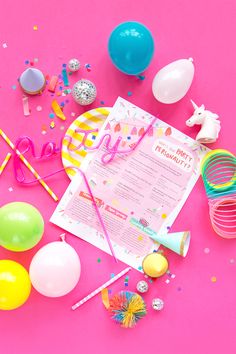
[149, 231, 191, 257]
[190, 99, 198, 110]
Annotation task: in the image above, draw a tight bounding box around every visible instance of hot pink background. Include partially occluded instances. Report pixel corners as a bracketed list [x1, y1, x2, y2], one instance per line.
[0, 1, 236, 353]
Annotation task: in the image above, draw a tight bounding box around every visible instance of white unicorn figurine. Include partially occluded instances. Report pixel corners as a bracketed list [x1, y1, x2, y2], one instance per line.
[186, 100, 221, 143]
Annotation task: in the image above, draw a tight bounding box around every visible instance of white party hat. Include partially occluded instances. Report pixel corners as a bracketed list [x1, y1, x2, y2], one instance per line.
[19, 68, 45, 95]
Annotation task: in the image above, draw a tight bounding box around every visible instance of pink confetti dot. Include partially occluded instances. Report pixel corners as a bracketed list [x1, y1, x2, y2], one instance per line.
[36, 106, 42, 112]
[204, 248, 210, 254]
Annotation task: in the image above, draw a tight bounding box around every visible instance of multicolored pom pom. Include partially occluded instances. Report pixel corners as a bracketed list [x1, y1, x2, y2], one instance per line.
[108, 291, 147, 328]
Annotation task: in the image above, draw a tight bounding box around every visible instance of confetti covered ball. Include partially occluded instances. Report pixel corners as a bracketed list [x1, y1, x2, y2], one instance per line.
[109, 291, 147, 328]
[152, 298, 164, 311]
[136, 280, 149, 293]
[68, 58, 80, 72]
[72, 79, 97, 106]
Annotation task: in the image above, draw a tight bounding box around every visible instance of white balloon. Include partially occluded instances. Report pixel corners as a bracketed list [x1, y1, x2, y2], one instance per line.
[152, 59, 195, 104]
[29, 241, 81, 297]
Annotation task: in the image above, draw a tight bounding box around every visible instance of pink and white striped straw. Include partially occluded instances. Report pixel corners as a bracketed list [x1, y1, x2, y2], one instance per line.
[71, 267, 131, 311]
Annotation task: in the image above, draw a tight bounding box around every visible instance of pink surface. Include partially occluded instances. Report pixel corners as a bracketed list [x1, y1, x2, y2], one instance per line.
[0, 1, 236, 353]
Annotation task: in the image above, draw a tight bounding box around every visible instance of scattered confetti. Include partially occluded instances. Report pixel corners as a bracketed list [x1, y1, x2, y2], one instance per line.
[34, 58, 39, 63]
[229, 258, 235, 264]
[64, 89, 71, 95]
[108, 289, 112, 295]
[51, 99, 66, 121]
[71, 112, 76, 117]
[25, 60, 29, 65]
[85, 63, 91, 72]
[49, 112, 55, 119]
[100, 100, 105, 105]
[60, 126, 65, 131]
[211, 276, 217, 283]
[48, 76, 58, 93]
[97, 258, 101, 263]
[62, 68, 69, 86]
[2, 43, 7, 48]
[22, 96, 30, 116]
[12, 85, 17, 90]
[36, 105, 42, 112]
[177, 286, 182, 291]
[111, 273, 115, 278]
[138, 266, 143, 271]
[162, 213, 167, 219]
[165, 279, 170, 284]
[127, 91, 132, 96]
[8, 187, 13, 192]
[50, 121, 55, 129]
[33, 25, 38, 31]
[204, 248, 210, 254]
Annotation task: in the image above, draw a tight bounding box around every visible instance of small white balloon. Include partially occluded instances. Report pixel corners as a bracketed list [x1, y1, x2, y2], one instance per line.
[152, 58, 195, 104]
[29, 241, 81, 297]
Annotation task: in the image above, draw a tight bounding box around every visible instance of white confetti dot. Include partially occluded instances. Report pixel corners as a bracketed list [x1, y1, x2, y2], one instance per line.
[2, 43, 7, 48]
[229, 258, 235, 264]
[36, 105, 42, 112]
[8, 187, 13, 192]
[204, 248, 210, 254]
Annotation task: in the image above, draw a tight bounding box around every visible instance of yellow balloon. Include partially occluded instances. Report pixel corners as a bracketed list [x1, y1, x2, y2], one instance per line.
[142, 253, 168, 278]
[0, 260, 31, 310]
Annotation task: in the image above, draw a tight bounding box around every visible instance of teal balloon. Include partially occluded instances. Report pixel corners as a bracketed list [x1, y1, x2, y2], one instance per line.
[0, 202, 44, 252]
[108, 21, 154, 75]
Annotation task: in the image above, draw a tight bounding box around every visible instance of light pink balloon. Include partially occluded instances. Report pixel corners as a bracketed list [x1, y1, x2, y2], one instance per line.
[152, 58, 195, 104]
[29, 241, 81, 297]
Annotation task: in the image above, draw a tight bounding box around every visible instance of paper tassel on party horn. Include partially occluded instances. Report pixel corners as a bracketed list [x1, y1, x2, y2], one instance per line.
[150, 231, 191, 257]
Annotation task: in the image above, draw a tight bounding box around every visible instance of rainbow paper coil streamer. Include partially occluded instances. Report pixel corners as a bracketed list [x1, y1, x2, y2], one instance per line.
[201, 149, 236, 238]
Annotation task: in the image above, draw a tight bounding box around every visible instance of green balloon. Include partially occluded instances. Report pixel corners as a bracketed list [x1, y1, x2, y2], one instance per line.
[0, 202, 44, 252]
